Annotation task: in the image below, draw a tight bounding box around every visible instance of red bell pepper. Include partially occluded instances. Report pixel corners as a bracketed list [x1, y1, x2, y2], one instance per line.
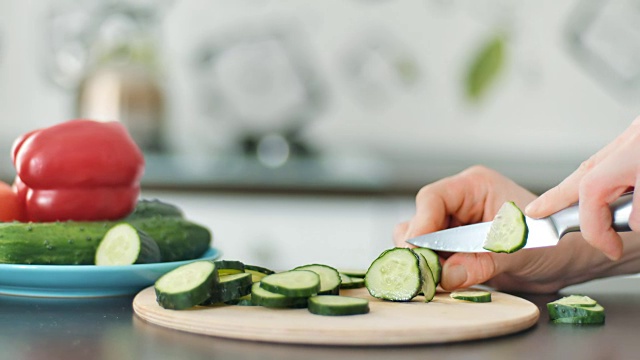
[11, 119, 145, 222]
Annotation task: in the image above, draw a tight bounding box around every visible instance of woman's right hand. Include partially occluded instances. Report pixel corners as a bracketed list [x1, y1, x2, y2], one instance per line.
[394, 166, 640, 293]
[525, 116, 640, 261]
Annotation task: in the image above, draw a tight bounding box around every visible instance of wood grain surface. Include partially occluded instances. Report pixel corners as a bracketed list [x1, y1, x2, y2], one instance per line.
[133, 286, 539, 346]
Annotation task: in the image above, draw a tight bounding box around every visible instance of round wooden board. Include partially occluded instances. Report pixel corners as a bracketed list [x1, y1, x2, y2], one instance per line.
[133, 286, 539, 346]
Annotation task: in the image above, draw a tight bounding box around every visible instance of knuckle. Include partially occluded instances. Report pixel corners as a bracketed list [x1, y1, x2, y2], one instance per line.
[578, 157, 597, 174]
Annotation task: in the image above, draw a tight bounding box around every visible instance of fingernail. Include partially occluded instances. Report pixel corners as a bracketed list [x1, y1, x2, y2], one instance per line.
[442, 264, 467, 289]
[524, 202, 536, 215]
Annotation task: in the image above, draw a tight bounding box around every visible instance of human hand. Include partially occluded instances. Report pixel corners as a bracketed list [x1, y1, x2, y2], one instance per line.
[525, 117, 640, 261]
[394, 166, 640, 293]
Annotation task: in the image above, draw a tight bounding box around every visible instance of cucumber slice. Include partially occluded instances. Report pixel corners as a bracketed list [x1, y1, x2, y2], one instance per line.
[547, 303, 605, 320]
[205, 272, 253, 304]
[551, 295, 597, 307]
[154, 260, 219, 310]
[244, 264, 276, 282]
[483, 201, 528, 253]
[450, 290, 492, 303]
[260, 270, 320, 297]
[308, 295, 370, 316]
[251, 282, 309, 308]
[214, 260, 245, 275]
[552, 316, 605, 325]
[293, 264, 341, 295]
[95, 223, 161, 265]
[412, 248, 441, 285]
[339, 275, 365, 289]
[365, 248, 422, 302]
[547, 295, 605, 325]
[416, 253, 436, 302]
[338, 269, 367, 278]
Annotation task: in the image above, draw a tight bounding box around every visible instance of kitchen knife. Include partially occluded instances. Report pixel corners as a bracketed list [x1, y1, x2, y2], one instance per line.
[406, 192, 634, 253]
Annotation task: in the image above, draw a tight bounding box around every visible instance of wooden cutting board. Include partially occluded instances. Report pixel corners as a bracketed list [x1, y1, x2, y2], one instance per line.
[133, 286, 539, 346]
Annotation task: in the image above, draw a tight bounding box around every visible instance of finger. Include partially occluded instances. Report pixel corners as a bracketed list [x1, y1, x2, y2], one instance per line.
[576, 154, 633, 260]
[404, 166, 495, 240]
[439, 252, 498, 290]
[526, 122, 638, 218]
[404, 183, 458, 240]
[393, 221, 410, 247]
[525, 156, 596, 218]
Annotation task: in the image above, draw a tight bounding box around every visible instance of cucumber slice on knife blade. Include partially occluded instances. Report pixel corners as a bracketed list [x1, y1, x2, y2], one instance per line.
[483, 201, 528, 253]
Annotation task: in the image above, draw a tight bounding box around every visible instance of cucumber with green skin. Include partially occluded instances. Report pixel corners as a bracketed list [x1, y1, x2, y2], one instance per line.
[0, 221, 112, 264]
[0, 217, 211, 264]
[95, 223, 161, 265]
[126, 199, 184, 219]
[155, 260, 219, 310]
[127, 217, 211, 262]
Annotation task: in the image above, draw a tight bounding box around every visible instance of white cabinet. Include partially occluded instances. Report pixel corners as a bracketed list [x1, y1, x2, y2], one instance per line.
[142, 190, 416, 270]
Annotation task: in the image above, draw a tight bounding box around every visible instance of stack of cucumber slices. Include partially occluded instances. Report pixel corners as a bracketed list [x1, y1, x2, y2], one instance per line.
[154, 260, 370, 316]
[365, 247, 442, 302]
[547, 295, 605, 325]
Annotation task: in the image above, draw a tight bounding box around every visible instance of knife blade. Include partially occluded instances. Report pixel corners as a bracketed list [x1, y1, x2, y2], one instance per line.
[406, 192, 634, 253]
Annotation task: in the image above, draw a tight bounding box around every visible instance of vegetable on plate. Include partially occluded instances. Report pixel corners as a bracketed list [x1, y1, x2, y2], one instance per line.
[0, 181, 24, 222]
[95, 223, 161, 265]
[11, 119, 144, 222]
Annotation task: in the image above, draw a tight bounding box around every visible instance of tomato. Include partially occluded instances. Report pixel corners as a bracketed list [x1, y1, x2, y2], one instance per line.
[0, 180, 24, 222]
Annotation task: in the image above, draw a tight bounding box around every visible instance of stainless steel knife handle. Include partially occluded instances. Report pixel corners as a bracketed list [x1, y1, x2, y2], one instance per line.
[550, 191, 634, 237]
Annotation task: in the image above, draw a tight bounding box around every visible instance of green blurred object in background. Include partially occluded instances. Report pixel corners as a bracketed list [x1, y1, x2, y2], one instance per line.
[465, 34, 506, 101]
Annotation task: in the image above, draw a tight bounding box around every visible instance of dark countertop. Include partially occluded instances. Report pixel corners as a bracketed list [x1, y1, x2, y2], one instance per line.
[2, 282, 639, 360]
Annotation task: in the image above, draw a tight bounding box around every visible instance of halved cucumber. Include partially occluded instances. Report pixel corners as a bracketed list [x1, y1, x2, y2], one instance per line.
[95, 223, 161, 265]
[450, 290, 492, 303]
[308, 295, 370, 316]
[365, 248, 422, 302]
[154, 260, 219, 310]
[251, 282, 309, 308]
[412, 248, 441, 285]
[483, 201, 528, 253]
[205, 272, 253, 304]
[260, 270, 320, 297]
[293, 264, 341, 295]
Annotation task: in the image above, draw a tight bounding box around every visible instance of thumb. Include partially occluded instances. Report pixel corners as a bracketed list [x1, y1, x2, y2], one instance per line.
[440, 253, 498, 290]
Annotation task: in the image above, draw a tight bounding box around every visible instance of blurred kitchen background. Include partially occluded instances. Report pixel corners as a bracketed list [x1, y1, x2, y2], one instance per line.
[0, 0, 639, 270]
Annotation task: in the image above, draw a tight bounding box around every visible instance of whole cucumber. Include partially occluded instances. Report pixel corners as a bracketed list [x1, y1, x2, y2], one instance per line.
[128, 217, 212, 262]
[126, 199, 184, 220]
[0, 222, 111, 264]
[0, 217, 211, 265]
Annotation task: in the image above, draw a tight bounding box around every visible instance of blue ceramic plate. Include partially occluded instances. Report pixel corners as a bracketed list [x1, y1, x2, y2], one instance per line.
[0, 247, 221, 298]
